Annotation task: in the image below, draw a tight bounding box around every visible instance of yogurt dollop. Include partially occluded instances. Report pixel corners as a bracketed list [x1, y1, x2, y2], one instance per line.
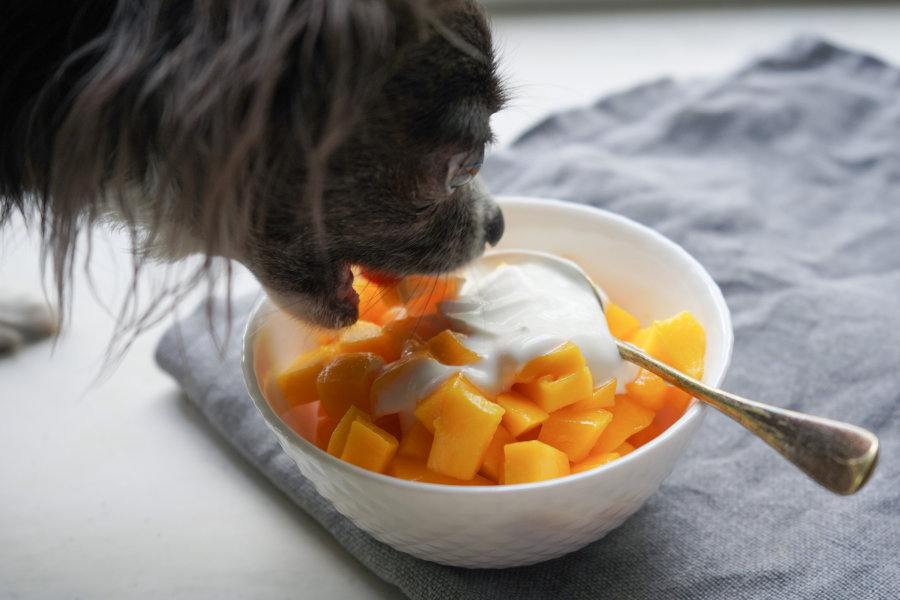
[372, 262, 637, 417]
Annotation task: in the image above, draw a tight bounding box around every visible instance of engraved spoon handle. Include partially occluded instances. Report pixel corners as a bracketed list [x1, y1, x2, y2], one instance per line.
[616, 339, 879, 495]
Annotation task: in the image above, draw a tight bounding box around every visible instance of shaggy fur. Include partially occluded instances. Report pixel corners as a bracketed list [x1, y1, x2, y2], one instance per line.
[0, 0, 505, 335]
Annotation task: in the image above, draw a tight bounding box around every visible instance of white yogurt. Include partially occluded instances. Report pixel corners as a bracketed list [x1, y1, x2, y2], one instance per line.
[371, 262, 637, 417]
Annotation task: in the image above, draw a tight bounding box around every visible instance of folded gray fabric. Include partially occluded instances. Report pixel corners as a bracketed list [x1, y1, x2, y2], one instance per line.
[156, 36, 900, 599]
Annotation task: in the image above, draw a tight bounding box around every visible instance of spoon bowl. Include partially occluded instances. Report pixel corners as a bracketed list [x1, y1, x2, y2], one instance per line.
[475, 249, 880, 496]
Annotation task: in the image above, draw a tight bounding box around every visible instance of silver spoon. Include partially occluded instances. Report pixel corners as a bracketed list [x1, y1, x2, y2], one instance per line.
[475, 250, 879, 496]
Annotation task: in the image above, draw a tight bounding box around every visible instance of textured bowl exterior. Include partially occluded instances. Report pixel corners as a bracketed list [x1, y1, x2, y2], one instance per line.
[243, 197, 733, 568]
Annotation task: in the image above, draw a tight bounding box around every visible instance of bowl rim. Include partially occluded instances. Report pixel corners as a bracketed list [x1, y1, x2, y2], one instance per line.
[242, 196, 734, 494]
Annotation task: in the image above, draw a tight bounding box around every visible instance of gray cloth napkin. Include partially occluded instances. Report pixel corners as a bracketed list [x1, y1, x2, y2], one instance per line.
[156, 36, 900, 599]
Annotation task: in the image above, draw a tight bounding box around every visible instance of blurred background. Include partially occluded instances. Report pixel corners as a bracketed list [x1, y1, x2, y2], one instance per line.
[2, 2, 899, 598]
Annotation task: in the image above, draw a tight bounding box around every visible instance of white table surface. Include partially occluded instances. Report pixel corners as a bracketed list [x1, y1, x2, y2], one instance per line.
[3, 3, 900, 598]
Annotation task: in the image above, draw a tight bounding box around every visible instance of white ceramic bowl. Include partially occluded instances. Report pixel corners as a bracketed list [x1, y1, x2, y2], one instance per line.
[242, 196, 733, 568]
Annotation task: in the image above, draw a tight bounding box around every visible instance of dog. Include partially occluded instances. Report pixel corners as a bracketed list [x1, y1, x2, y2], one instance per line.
[0, 0, 506, 352]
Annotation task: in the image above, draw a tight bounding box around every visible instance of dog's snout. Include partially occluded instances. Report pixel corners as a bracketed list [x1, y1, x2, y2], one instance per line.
[484, 206, 504, 247]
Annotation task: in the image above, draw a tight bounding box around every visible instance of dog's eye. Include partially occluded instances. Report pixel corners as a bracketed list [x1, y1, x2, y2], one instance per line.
[447, 147, 485, 191]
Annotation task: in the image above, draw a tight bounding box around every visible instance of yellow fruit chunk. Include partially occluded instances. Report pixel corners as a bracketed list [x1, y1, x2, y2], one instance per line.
[592, 397, 655, 453]
[605, 303, 641, 340]
[495, 390, 549, 438]
[572, 450, 621, 474]
[631, 322, 672, 363]
[666, 386, 693, 413]
[627, 423, 663, 448]
[340, 419, 399, 474]
[427, 374, 505, 480]
[388, 457, 492, 485]
[397, 421, 434, 460]
[353, 278, 392, 325]
[382, 314, 449, 345]
[398, 275, 463, 316]
[326, 406, 372, 457]
[503, 441, 571, 484]
[427, 330, 480, 366]
[625, 368, 670, 411]
[479, 424, 515, 482]
[655, 310, 706, 379]
[276, 345, 336, 408]
[316, 352, 385, 420]
[615, 441, 636, 455]
[514, 365, 593, 413]
[411, 371, 484, 434]
[369, 352, 444, 418]
[338, 320, 401, 363]
[538, 407, 614, 463]
[515, 341, 586, 383]
[568, 377, 617, 411]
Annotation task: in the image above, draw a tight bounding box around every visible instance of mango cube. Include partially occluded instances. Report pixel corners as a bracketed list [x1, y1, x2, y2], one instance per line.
[479, 424, 515, 482]
[276, 345, 336, 408]
[655, 310, 706, 379]
[495, 390, 549, 438]
[568, 377, 617, 411]
[340, 419, 399, 474]
[397, 275, 463, 316]
[427, 374, 505, 480]
[326, 406, 372, 457]
[397, 421, 434, 460]
[592, 397, 655, 453]
[514, 365, 593, 413]
[625, 368, 670, 411]
[605, 303, 641, 340]
[515, 341, 586, 383]
[338, 320, 401, 363]
[427, 330, 480, 366]
[503, 441, 571, 484]
[538, 407, 614, 463]
[572, 450, 621, 474]
[316, 352, 385, 420]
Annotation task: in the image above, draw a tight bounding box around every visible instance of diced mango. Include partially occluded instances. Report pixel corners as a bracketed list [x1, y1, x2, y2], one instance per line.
[388, 456, 492, 485]
[625, 368, 670, 411]
[427, 330, 480, 366]
[615, 441, 636, 455]
[666, 386, 693, 413]
[631, 322, 672, 363]
[369, 352, 443, 418]
[592, 396, 656, 453]
[382, 314, 449, 345]
[397, 421, 434, 460]
[276, 345, 336, 408]
[503, 441, 571, 484]
[411, 371, 484, 434]
[397, 275, 463, 316]
[652, 400, 687, 431]
[572, 450, 621, 474]
[605, 303, 641, 340]
[495, 389, 549, 437]
[479, 424, 515, 482]
[513, 365, 593, 413]
[427, 374, 505, 480]
[655, 310, 706, 379]
[568, 377, 617, 411]
[627, 423, 663, 448]
[316, 352, 385, 420]
[340, 419, 399, 474]
[538, 407, 614, 463]
[354, 278, 393, 325]
[337, 320, 401, 363]
[326, 406, 371, 457]
[515, 341, 586, 383]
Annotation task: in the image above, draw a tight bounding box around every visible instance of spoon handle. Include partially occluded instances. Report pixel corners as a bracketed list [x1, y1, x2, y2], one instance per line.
[615, 340, 879, 496]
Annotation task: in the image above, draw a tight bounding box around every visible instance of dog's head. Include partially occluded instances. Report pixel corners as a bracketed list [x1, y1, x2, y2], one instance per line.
[26, 0, 505, 330]
[249, 0, 507, 327]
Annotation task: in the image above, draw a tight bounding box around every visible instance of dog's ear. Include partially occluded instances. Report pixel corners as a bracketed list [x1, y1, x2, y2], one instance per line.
[26, 1, 431, 282]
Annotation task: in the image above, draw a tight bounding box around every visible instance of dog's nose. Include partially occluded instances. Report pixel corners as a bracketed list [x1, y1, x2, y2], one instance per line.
[484, 207, 504, 247]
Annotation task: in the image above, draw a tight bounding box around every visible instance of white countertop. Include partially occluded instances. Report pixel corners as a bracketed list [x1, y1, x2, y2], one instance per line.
[3, 3, 900, 598]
